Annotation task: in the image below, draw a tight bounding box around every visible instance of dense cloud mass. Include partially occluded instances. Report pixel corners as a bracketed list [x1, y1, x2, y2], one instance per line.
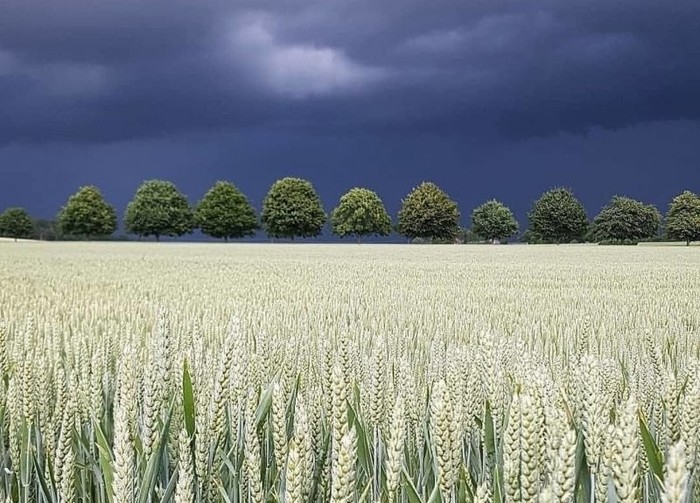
[2, 0, 700, 143]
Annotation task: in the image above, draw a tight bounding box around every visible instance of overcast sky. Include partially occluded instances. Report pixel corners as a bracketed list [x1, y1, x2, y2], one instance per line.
[1, 0, 699, 233]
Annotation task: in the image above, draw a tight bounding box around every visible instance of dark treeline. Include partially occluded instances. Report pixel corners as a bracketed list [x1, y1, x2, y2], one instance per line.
[1, 178, 700, 245]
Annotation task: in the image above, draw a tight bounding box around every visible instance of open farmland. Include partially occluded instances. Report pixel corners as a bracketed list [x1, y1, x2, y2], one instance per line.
[0, 243, 699, 502]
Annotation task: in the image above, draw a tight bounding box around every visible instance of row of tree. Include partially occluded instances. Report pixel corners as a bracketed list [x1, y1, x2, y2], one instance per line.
[1, 178, 700, 244]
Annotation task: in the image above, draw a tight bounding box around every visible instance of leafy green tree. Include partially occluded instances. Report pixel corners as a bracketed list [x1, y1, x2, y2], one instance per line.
[57, 185, 117, 239]
[527, 188, 588, 243]
[665, 190, 700, 245]
[0, 207, 34, 241]
[471, 200, 519, 243]
[331, 187, 392, 242]
[195, 181, 258, 241]
[261, 177, 326, 239]
[124, 180, 194, 241]
[396, 182, 460, 242]
[590, 196, 661, 244]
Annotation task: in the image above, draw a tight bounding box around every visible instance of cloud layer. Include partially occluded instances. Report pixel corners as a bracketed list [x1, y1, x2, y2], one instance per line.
[1, 0, 699, 143]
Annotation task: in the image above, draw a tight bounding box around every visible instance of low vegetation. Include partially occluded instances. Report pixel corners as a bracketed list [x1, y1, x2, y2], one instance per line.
[0, 243, 698, 502]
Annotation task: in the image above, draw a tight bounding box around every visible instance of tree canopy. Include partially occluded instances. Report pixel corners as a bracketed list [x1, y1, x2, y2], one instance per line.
[57, 185, 117, 238]
[589, 196, 661, 244]
[331, 187, 392, 241]
[195, 181, 257, 241]
[470, 200, 519, 243]
[0, 207, 34, 241]
[527, 188, 588, 243]
[396, 182, 460, 242]
[124, 180, 194, 240]
[261, 177, 326, 239]
[665, 190, 700, 245]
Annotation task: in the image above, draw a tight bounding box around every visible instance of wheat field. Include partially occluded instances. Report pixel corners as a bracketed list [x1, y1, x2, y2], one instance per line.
[0, 242, 698, 502]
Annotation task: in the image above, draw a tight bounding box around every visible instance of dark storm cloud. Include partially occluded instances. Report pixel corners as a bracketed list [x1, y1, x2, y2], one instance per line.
[1, 0, 699, 143]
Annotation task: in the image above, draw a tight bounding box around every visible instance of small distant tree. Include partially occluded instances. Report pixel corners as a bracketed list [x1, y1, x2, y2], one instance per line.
[396, 182, 460, 242]
[527, 188, 588, 243]
[57, 185, 117, 239]
[665, 190, 700, 245]
[261, 177, 326, 239]
[456, 227, 482, 244]
[590, 196, 661, 244]
[0, 208, 34, 241]
[471, 200, 519, 243]
[124, 180, 194, 241]
[331, 187, 392, 242]
[31, 219, 60, 241]
[195, 181, 258, 241]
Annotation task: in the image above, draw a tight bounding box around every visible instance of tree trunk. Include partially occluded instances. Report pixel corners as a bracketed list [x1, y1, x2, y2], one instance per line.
[156, 234, 160, 242]
[687, 240, 691, 246]
[357, 235, 362, 244]
[224, 236, 229, 243]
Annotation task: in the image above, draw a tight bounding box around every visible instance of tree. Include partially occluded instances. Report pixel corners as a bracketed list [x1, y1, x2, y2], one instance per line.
[470, 200, 519, 243]
[456, 227, 481, 244]
[31, 219, 60, 241]
[396, 182, 460, 242]
[0, 208, 34, 241]
[527, 188, 588, 243]
[331, 187, 392, 242]
[665, 190, 700, 245]
[590, 196, 661, 244]
[124, 180, 194, 241]
[57, 185, 117, 239]
[195, 181, 258, 241]
[261, 177, 326, 239]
